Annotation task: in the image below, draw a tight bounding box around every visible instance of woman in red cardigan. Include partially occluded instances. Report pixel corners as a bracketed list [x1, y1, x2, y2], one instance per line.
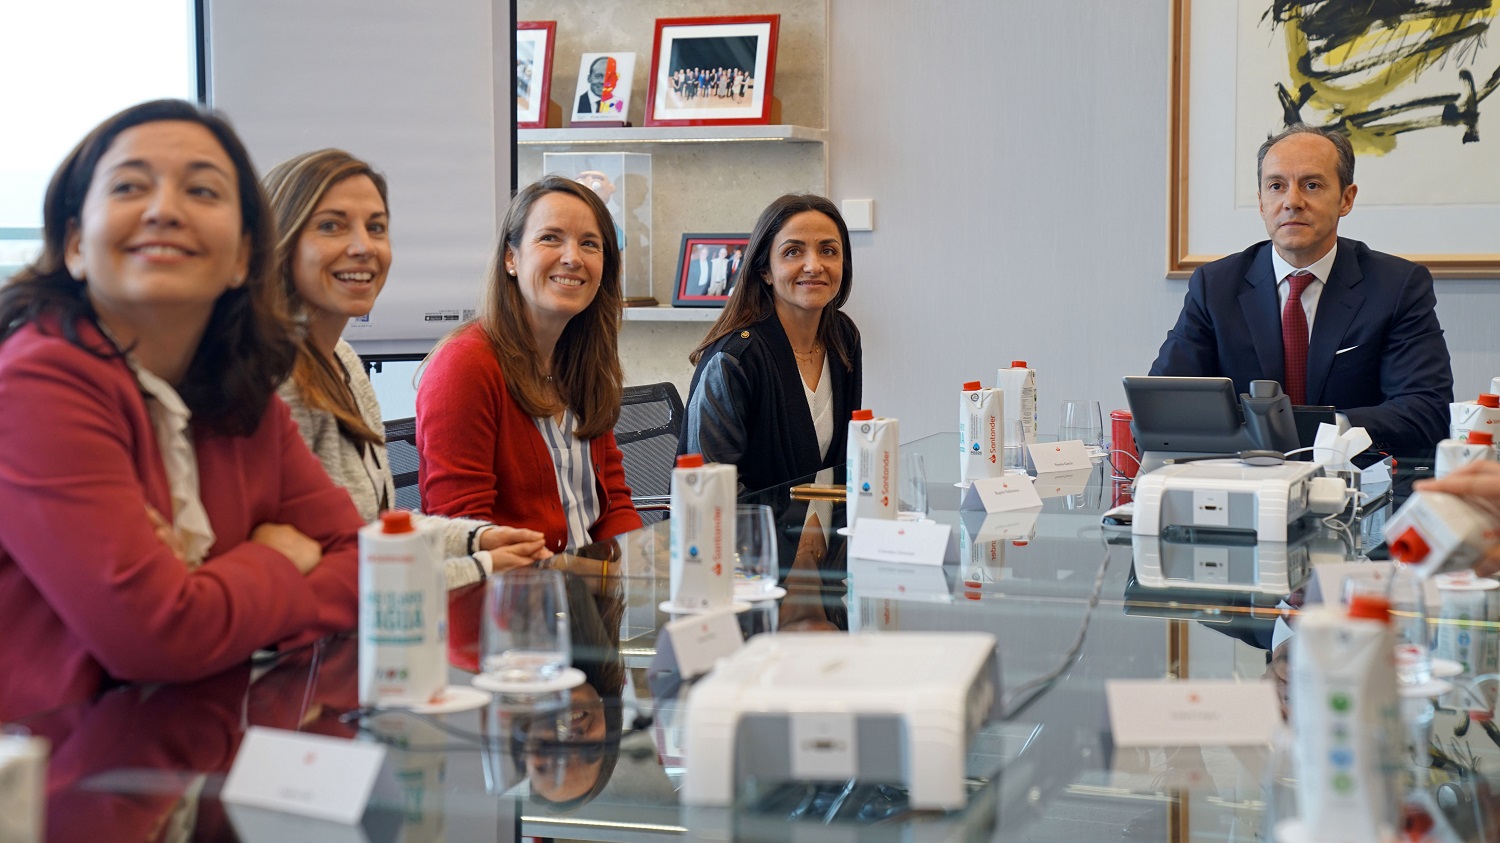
[0, 100, 362, 720]
[417, 176, 641, 669]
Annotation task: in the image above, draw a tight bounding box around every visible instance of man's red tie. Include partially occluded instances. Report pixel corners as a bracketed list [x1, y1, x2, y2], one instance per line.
[1282, 271, 1314, 405]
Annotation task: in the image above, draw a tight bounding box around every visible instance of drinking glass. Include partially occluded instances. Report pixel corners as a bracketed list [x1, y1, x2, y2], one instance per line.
[482, 568, 570, 685]
[1004, 419, 1032, 473]
[733, 504, 778, 599]
[898, 452, 928, 519]
[1059, 400, 1103, 449]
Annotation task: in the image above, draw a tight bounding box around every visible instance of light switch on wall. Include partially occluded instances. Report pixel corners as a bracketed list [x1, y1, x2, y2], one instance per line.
[841, 199, 874, 231]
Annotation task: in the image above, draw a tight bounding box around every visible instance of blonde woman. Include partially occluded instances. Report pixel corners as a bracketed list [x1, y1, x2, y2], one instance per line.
[263, 149, 549, 589]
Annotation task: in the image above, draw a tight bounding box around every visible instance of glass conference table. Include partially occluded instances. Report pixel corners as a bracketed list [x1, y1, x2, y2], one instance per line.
[14, 434, 1500, 842]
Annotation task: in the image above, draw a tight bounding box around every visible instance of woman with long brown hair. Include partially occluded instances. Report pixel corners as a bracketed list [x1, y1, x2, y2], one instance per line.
[418, 174, 640, 553]
[263, 149, 548, 588]
[0, 100, 361, 720]
[417, 175, 641, 667]
[683, 194, 862, 493]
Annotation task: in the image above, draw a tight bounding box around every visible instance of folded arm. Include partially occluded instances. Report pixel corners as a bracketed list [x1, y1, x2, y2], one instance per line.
[0, 349, 338, 683]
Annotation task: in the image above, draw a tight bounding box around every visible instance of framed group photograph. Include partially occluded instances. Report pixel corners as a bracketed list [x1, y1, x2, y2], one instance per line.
[571, 52, 636, 124]
[1169, 0, 1500, 276]
[515, 21, 555, 129]
[673, 233, 750, 307]
[645, 15, 779, 127]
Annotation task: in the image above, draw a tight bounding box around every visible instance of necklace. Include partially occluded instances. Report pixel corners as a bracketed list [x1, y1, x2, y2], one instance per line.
[792, 343, 823, 363]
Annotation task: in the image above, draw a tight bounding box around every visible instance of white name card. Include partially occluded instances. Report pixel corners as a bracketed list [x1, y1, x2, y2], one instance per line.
[959, 475, 1044, 513]
[1361, 458, 1392, 489]
[663, 606, 744, 679]
[222, 727, 386, 825]
[1029, 439, 1093, 473]
[849, 517, 952, 566]
[1106, 680, 1280, 747]
[1310, 561, 1438, 612]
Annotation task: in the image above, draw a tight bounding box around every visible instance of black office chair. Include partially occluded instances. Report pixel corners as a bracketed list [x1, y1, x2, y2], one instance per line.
[383, 417, 422, 511]
[614, 382, 685, 525]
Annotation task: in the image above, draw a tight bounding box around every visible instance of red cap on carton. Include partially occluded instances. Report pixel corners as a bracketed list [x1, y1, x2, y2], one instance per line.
[1010, 360, 1027, 368]
[963, 381, 982, 391]
[1389, 527, 1430, 563]
[1346, 593, 1391, 623]
[676, 454, 704, 468]
[380, 510, 415, 534]
[1469, 431, 1495, 445]
[851, 409, 874, 421]
[1479, 394, 1499, 408]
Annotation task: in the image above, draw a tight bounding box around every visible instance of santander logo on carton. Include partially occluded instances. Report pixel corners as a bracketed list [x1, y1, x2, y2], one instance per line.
[880, 449, 891, 507]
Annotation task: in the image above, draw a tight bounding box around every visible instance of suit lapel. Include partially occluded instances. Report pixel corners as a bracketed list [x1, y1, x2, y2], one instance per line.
[1239, 246, 1284, 383]
[1306, 242, 1366, 404]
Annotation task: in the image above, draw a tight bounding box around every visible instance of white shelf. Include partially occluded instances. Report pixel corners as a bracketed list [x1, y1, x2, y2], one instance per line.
[519, 124, 826, 145]
[621, 305, 721, 322]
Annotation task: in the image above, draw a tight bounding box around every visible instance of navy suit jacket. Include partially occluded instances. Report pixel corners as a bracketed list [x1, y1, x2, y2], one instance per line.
[1149, 238, 1452, 454]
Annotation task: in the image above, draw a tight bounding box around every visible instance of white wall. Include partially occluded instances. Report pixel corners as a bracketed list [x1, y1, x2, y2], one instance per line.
[206, 0, 513, 356]
[829, 0, 1500, 439]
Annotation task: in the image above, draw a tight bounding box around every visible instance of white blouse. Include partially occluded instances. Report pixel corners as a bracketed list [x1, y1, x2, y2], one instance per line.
[534, 407, 601, 551]
[803, 356, 834, 460]
[132, 363, 215, 567]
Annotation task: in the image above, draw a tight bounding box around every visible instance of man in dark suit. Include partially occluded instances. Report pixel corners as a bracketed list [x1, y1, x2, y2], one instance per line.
[1150, 124, 1452, 454]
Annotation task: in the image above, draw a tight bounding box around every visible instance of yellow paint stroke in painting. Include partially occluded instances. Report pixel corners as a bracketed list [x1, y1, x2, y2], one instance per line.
[1281, 3, 1499, 154]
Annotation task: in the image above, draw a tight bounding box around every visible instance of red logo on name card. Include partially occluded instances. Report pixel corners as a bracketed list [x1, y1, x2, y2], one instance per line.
[1188, 693, 1202, 704]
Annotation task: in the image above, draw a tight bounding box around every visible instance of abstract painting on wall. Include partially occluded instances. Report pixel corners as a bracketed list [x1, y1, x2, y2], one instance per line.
[1170, 0, 1500, 275]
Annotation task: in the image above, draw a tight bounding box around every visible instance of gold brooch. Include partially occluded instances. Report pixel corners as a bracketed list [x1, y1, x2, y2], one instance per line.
[740, 330, 750, 338]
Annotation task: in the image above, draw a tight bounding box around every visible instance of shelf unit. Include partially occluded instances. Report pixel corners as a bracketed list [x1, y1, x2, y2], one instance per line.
[522, 125, 826, 323]
[519, 124, 826, 145]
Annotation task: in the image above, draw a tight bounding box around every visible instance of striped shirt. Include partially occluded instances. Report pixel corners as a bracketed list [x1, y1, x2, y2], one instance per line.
[534, 408, 601, 551]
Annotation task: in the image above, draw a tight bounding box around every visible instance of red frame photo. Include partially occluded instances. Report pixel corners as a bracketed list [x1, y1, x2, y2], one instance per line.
[673, 233, 751, 308]
[644, 15, 779, 128]
[516, 21, 556, 129]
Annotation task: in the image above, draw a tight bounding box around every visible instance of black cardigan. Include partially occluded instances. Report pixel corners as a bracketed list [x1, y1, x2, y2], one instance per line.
[681, 312, 862, 494]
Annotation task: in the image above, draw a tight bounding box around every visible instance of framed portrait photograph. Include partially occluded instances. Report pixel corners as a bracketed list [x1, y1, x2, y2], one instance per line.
[571, 52, 636, 124]
[1169, 0, 1500, 276]
[673, 233, 751, 307]
[645, 15, 779, 127]
[515, 21, 556, 129]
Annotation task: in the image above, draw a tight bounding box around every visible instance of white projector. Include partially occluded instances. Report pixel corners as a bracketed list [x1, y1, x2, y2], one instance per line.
[1133, 460, 1326, 542]
[681, 632, 999, 810]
